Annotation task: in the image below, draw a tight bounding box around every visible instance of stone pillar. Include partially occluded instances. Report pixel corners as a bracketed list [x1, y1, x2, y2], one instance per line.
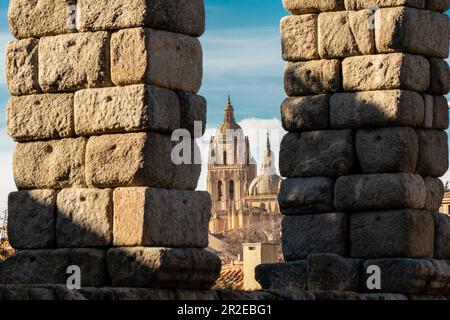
[0, 0, 221, 290]
[257, 0, 450, 295]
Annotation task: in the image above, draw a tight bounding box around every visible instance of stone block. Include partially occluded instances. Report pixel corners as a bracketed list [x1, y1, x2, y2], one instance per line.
[429, 58, 450, 95]
[330, 90, 424, 129]
[334, 174, 426, 212]
[284, 60, 341, 96]
[426, 260, 450, 294]
[318, 10, 375, 58]
[423, 94, 434, 129]
[111, 28, 202, 93]
[177, 92, 207, 137]
[426, 0, 450, 11]
[7, 93, 74, 142]
[74, 85, 180, 136]
[376, 7, 449, 58]
[355, 127, 418, 173]
[282, 213, 348, 261]
[424, 177, 444, 212]
[39, 31, 111, 92]
[416, 130, 449, 177]
[281, 95, 329, 132]
[362, 259, 448, 294]
[0, 249, 107, 287]
[113, 188, 210, 247]
[280, 130, 353, 177]
[344, 0, 425, 10]
[170, 138, 202, 190]
[281, 15, 319, 61]
[56, 189, 113, 248]
[85, 132, 173, 189]
[255, 261, 308, 291]
[278, 177, 334, 215]
[282, 0, 345, 14]
[307, 254, 361, 292]
[8, 0, 76, 39]
[78, 0, 205, 37]
[107, 247, 221, 289]
[13, 137, 87, 190]
[433, 212, 450, 259]
[350, 210, 434, 258]
[7, 190, 56, 250]
[6, 38, 40, 96]
[433, 96, 449, 130]
[342, 53, 430, 92]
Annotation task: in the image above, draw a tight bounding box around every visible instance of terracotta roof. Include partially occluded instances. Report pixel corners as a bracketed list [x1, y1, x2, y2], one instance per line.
[213, 263, 244, 291]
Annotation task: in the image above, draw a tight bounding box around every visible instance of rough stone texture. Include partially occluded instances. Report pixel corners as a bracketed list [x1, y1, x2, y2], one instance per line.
[6, 38, 40, 96]
[425, 0, 450, 12]
[7, 94, 74, 142]
[39, 32, 111, 92]
[282, 0, 345, 14]
[78, 0, 205, 37]
[56, 189, 113, 248]
[344, 0, 425, 10]
[255, 261, 308, 291]
[282, 214, 348, 261]
[8, 0, 76, 39]
[307, 254, 361, 292]
[361, 259, 435, 294]
[423, 94, 434, 129]
[113, 188, 211, 248]
[85, 132, 172, 189]
[280, 130, 353, 178]
[433, 213, 450, 259]
[376, 7, 449, 59]
[355, 127, 419, 174]
[424, 177, 445, 212]
[334, 174, 426, 212]
[330, 90, 424, 129]
[74, 85, 180, 136]
[318, 10, 375, 58]
[281, 15, 319, 61]
[429, 59, 450, 96]
[0, 249, 107, 287]
[342, 53, 430, 92]
[7, 190, 56, 250]
[427, 260, 450, 294]
[13, 137, 87, 190]
[281, 95, 329, 132]
[171, 138, 202, 191]
[278, 177, 334, 215]
[177, 92, 207, 137]
[284, 60, 341, 96]
[107, 247, 221, 289]
[111, 28, 202, 93]
[416, 130, 449, 177]
[433, 96, 449, 130]
[350, 210, 435, 258]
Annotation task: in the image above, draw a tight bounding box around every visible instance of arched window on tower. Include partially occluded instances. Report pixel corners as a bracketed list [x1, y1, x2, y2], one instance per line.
[229, 180, 235, 200]
[218, 181, 223, 201]
[223, 151, 227, 165]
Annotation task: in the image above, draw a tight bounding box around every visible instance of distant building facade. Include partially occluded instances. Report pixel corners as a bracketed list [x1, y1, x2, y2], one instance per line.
[207, 96, 282, 235]
[440, 192, 450, 215]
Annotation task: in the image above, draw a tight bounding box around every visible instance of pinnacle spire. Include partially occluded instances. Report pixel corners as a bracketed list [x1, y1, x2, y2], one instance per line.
[224, 94, 235, 123]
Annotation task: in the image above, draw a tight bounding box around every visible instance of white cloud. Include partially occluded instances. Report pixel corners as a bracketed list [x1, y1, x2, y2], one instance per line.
[0, 131, 15, 216]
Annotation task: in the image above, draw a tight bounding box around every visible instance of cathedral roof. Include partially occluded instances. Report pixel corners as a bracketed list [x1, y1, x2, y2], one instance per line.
[216, 95, 243, 136]
[249, 134, 282, 196]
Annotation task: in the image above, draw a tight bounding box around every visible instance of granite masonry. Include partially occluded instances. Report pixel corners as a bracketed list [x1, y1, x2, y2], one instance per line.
[257, 0, 450, 297]
[1, 0, 221, 291]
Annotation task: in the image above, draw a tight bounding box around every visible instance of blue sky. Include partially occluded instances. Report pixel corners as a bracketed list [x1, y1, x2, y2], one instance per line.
[0, 1, 448, 214]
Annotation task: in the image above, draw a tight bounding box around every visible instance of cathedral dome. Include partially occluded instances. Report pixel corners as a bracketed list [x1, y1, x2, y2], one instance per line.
[248, 134, 282, 196]
[249, 173, 282, 196]
[215, 95, 243, 136]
